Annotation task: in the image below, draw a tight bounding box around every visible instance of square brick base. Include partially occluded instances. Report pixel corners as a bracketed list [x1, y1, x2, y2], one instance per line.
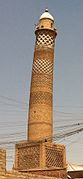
[15, 141, 67, 178]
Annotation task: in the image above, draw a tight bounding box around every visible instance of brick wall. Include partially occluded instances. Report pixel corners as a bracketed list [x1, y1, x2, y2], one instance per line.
[0, 170, 61, 179]
[0, 149, 6, 173]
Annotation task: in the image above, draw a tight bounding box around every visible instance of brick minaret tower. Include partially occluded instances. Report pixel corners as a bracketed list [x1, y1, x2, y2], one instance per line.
[15, 10, 67, 178]
[28, 9, 57, 142]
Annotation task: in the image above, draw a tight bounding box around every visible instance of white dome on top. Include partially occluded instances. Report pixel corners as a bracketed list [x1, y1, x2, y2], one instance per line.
[40, 9, 54, 21]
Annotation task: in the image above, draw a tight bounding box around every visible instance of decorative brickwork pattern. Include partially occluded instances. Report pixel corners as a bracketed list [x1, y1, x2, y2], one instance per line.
[14, 10, 67, 179]
[0, 10, 67, 179]
[30, 92, 52, 106]
[36, 31, 55, 47]
[31, 74, 53, 91]
[46, 146, 64, 168]
[15, 142, 66, 171]
[28, 30, 55, 142]
[33, 59, 53, 74]
[17, 144, 40, 170]
[28, 19, 56, 141]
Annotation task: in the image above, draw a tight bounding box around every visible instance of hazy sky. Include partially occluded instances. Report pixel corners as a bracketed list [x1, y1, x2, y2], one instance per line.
[0, 0, 83, 169]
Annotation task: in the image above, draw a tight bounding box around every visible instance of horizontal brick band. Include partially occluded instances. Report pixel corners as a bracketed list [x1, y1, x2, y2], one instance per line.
[34, 47, 54, 61]
[29, 91, 52, 106]
[31, 74, 53, 92]
[29, 122, 52, 126]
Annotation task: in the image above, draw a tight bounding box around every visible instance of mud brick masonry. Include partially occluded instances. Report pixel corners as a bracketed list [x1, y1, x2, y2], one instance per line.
[0, 10, 67, 178]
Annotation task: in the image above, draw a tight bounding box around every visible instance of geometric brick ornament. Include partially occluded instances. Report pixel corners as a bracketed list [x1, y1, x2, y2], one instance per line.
[33, 59, 53, 74]
[36, 31, 55, 47]
[28, 9, 57, 142]
[15, 9, 67, 178]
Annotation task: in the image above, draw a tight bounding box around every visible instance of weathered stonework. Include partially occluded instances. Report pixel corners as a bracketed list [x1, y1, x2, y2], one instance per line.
[26, 169, 67, 178]
[0, 149, 6, 173]
[0, 170, 60, 179]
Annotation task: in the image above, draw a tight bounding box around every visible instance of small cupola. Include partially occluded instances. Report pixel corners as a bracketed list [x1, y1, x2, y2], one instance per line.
[40, 9, 54, 21]
[35, 9, 57, 34]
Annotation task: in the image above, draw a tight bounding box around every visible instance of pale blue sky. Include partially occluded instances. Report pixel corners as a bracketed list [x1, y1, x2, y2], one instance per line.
[0, 0, 83, 169]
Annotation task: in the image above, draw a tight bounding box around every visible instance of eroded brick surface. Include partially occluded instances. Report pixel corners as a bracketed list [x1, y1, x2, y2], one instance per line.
[0, 149, 6, 173]
[0, 171, 62, 179]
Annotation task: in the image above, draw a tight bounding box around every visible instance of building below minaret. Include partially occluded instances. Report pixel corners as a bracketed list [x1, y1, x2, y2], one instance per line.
[14, 9, 67, 179]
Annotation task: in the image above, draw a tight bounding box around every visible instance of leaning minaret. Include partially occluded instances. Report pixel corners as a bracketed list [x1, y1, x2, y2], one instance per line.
[28, 9, 57, 142]
[15, 10, 67, 178]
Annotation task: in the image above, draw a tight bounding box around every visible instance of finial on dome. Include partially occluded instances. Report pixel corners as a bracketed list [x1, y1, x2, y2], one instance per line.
[45, 8, 48, 12]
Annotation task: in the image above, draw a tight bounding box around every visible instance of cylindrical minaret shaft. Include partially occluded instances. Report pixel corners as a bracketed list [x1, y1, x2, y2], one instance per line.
[28, 9, 57, 142]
